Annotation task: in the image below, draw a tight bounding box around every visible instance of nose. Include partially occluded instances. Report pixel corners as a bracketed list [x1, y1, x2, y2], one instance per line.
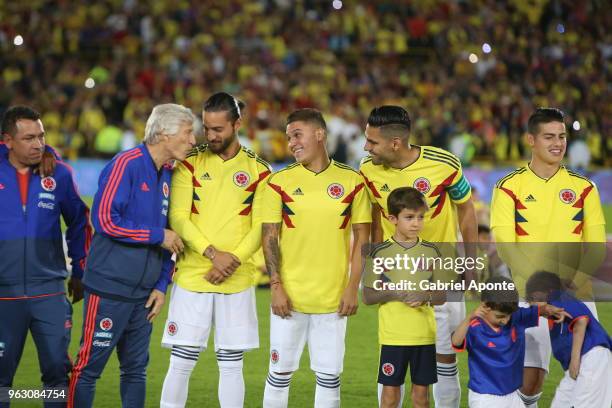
[189, 133, 196, 146]
[364, 141, 371, 152]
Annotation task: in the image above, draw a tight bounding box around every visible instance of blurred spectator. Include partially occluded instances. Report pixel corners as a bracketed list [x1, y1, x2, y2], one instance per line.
[94, 121, 123, 158]
[0, 0, 609, 167]
[568, 136, 591, 170]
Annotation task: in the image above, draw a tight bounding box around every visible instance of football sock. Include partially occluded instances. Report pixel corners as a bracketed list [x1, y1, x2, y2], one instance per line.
[160, 346, 200, 408]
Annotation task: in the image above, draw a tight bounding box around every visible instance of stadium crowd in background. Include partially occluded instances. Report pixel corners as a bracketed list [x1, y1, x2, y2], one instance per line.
[1, 0, 610, 167]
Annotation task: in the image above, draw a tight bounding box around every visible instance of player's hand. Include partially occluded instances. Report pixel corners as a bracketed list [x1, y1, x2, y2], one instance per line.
[33, 150, 56, 177]
[161, 229, 184, 254]
[471, 304, 487, 320]
[212, 251, 241, 276]
[541, 304, 572, 323]
[338, 286, 359, 316]
[401, 291, 427, 307]
[271, 284, 292, 318]
[145, 289, 165, 322]
[68, 277, 84, 304]
[569, 357, 581, 380]
[205, 268, 227, 285]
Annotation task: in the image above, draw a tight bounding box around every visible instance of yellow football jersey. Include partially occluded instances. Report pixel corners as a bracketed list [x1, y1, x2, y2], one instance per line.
[490, 165, 606, 296]
[491, 165, 605, 242]
[359, 146, 472, 243]
[363, 238, 440, 346]
[169, 145, 272, 294]
[261, 160, 371, 313]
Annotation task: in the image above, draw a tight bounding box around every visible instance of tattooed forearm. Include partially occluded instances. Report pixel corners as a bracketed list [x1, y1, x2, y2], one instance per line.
[262, 223, 282, 280]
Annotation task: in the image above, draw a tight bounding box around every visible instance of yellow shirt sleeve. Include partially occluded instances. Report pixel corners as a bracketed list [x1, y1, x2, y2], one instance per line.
[262, 175, 283, 224]
[583, 183, 606, 240]
[169, 160, 212, 255]
[233, 171, 271, 262]
[351, 177, 372, 224]
[446, 164, 472, 205]
[358, 161, 377, 205]
[490, 184, 516, 242]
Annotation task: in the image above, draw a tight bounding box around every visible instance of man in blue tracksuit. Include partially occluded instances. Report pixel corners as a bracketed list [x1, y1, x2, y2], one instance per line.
[68, 104, 197, 408]
[0, 106, 91, 407]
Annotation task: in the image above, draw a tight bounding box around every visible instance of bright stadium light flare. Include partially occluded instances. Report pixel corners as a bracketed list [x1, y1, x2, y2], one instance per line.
[572, 120, 581, 131]
[13, 35, 24, 46]
[85, 78, 96, 88]
[557, 23, 565, 34]
[468, 53, 478, 63]
[482, 43, 492, 54]
[332, 0, 343, 10]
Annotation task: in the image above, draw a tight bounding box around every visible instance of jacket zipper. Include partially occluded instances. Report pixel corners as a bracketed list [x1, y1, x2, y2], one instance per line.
[22, 170, 30, 296]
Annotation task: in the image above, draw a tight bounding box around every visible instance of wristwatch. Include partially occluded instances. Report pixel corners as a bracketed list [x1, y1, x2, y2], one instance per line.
[204, 246, 216, 260]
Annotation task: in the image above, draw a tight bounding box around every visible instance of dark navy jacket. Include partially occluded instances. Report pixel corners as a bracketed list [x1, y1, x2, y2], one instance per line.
[548, 291, 612, 371]
[84, 144, 173, 302]
[0, 152, 91, 298]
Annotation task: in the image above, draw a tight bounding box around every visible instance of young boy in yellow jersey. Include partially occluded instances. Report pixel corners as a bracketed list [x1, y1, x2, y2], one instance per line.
[362, 187, 446, 408]
[261, 108, 371, 408]
[160, 93, 272, 408]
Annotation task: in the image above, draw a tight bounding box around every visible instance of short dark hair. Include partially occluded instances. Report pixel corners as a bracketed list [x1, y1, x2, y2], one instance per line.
[367, 105, 411, 138]
[527, 107, 565, 135]
[203, 92, 245, 123]
[1, 106, 41, 137]
[525, 271, 562, 299]
[387, 187, 428, 216]
[286, 108, 327, 131]
[481, 276, 519, 314]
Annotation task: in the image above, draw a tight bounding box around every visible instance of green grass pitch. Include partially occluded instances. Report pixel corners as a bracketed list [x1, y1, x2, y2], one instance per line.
[12, 205, 612, 407]
[12, 291, 612, 407]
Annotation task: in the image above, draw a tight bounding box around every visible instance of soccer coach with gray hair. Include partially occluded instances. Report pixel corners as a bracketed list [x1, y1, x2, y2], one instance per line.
[69, 104, 197, 408]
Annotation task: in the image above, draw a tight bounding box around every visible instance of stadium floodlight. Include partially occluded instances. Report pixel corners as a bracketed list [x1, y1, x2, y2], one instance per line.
[332, 0, 343, 10]
[13, 35, 23, 46]
[469, 53, 478, 63]
[84, 77, 96, 88]
[482, 43, 492, 54]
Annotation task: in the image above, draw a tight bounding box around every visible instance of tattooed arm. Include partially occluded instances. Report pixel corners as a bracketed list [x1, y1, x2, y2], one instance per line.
[263, 222, 292, 317]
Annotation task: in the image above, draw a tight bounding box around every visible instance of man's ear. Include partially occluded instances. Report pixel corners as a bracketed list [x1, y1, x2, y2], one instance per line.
[316, 128, 325, 142]
[2, 133, 13, 149]
[391, 137, 402, 151]
[526, 133, 535, 147]
[233, 118, 242, 132]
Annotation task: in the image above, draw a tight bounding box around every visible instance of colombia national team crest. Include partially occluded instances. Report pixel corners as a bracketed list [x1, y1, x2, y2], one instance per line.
[559, 189, 576, 204]
[162, 182, 170, 198]
[413, 177, 431, 194]
[233, 171, 250, 188]
[167, 321, 178, 336]
[327, 183, 345, 199]
[99, 318, 113, 331]
[271, 349, 280, 364]
[41, 176, 56, 192]
[382, 363, 395, 376]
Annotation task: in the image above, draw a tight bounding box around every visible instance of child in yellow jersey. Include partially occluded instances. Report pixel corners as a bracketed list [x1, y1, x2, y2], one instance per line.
[362, 187, 446, 408]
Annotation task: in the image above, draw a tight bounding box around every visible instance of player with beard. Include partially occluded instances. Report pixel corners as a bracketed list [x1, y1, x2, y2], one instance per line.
[359, 106, 477, 408]
[160, 92, 272, 408]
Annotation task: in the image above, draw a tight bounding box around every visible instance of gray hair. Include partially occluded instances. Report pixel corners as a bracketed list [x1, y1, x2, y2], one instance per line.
[144, 103, 196, 144]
